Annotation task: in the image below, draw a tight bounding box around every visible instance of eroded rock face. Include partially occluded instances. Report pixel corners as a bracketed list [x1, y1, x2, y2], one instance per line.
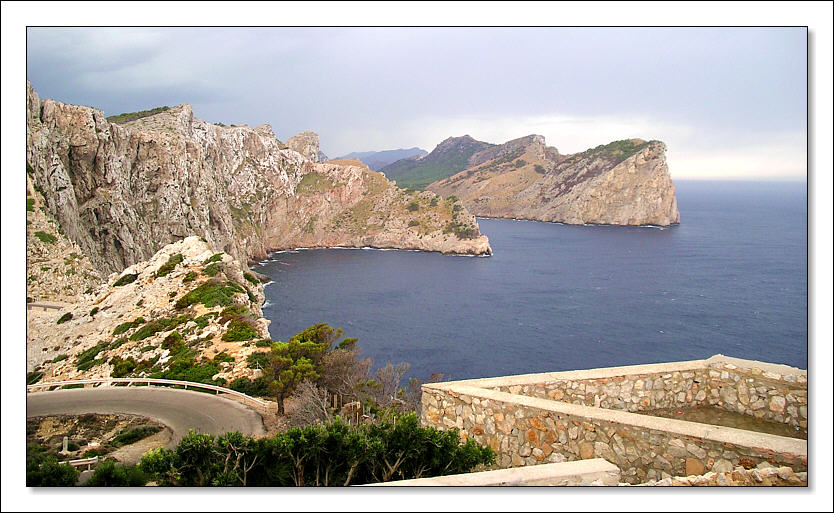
[427, 136, 680, 226]
[27, 236, 269, 387]
[286, 130, 324, 162]
[26, 83, 491, 275]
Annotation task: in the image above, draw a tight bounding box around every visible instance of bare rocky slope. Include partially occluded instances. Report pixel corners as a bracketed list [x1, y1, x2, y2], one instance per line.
[427, 136, 680, 226]
[26, 82, 490, 276]
[27, 236, 271, 387]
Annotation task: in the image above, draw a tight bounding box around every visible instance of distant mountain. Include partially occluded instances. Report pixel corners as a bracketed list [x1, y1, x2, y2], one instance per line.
[379, 135, 495, 190]
[427, 135, 680, 226]
[335, 147, 428, 171]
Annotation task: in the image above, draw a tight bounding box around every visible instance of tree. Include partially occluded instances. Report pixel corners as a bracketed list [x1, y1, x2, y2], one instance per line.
[26, 454, 79, 486]
[84, 461, 148, 486]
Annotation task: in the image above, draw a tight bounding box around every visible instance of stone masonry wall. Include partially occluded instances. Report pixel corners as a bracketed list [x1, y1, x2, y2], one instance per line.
[421, 386, 807, 485]
[484, 356, 806, 434]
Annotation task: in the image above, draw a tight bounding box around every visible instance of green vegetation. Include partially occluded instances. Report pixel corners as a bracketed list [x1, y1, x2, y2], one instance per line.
[26, 453, 80, 486]
[243, 272, 259, 285]
[203, 262, 221, 277]
[89, 307, 99, 317]
[129, 315, 191, 341]
[182, 270, 197, 283]
[534, 164, 546, 173]
[139, 415, 494, 486]
[564, 139, 652, 166]
[113, 273, 139, 287]
[407, 201, 420, 212]
[51, 354, 68, 363]
[27, 197, 35, 212]
[61, 384, 84, 389]
[56, 312, 73, 324]
[109, 356, 138, 378]
[84, 461, 148, 487]
[113, 317, 145, 336]
[380, 137, 494, 190]
[246, 352, 270, 370]
[176, 279, 245, 309]
[194, 312, 218, 329]
[515, 159, 527, 168]
[221, 318, 259, 341]
[295, 172, 335, 195]
[408, 220, 421, 227]
[26, 371, 44, 385]
[75, 342, 109, 371]
[203, 253, 223, 265]
[229, 376, 269, 397]
[443, 221, 480, 240]
[106, 106, 170, 124]
[156, 253, 184, 278]
[34, 231, 57, 244]
[112, 425, 163, 447]
[213, 352, 235, 364]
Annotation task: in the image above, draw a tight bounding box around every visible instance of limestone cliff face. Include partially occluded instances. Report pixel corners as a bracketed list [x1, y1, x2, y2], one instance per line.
[26, 83, 491, 275]
[427, 137, 680, 226]
[27, 237, 269, 385]
[286, 130, 327, 162]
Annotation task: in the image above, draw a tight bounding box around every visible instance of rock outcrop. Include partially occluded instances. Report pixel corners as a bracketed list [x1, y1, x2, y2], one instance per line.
[286, 130, 326, 162]
[25, 82, 491, 275]
[27, 237, 270, 387]
[427, 136, 680, 226]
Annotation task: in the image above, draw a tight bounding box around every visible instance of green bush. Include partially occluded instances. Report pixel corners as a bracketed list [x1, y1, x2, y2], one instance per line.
[514, 159, 527, 168]
[162, 330, 184, 350]
[246, 352, 270, 370]
[244, 272, 259, 285]
[534, 164, 546, 173]
[26, 371, 44, 385]
[56, 312, 73, 324]
[156, 253, 184, 278]
[254, 338, 273, 348]
[89, 307, 99, 317]
[110, 356, 138, 378]
[84, 461, 148, 486]
[182, 271, 197, 283]
[113, 317, 144, 336]
[203, 262, 221, 277]
[27, 197, 35, 212]
[194, 312, 218, 328]
[112, 426, 162, 447]
[51, 354, 68, 363]
[203, 253, 223, 265]
[26, 453, 79, 486]
[113, 273, 139, 286]
[140, 414, 494, 486]
[229, 376, 269, 397]
[61, 384, 84, 390]
[213, 352, 235, 364]
[34, 231, 57, 244]
[407, 201, 419, 212]
[176, 279, 245, 309]
[408, 220, 420, 227]
[75, 342, 109, 371]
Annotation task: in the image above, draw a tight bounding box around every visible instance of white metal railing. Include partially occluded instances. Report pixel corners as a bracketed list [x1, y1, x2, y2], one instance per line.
[62, 456, 99, 470]
[27, 377, 267, 408]
[27, 302, 64, 311]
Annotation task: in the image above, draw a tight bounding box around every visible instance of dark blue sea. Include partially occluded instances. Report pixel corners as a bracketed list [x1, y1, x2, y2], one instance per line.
[254, 181, 807, 381]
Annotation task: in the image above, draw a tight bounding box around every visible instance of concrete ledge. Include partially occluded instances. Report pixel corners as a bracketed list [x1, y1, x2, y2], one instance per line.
[364, 459, 620, 486]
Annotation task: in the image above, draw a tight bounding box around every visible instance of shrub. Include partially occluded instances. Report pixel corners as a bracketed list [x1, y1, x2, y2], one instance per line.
[244, 272, 259, 285]
[203, 253, 223, 265]
[162, 330, 184, 350]
[110, 356, 138, 378]
[213, 352, 235, 364]
[408, 220, 420, 227]
[140, 345, 155, 352]
[246, 352, 270, 369]
[156, 253, 184, 278]
[514, 159, 527, 168]
[407, 201, 419, 212]
[229, 376, 269, 397]
[254, 338, 273, 348]
[106, 106, 170, 124]
[429, 197, 439, 207]
[51, 354, 68, 363]
[61, 384, 84, 390]
[113, 273, 138, 286]
[194, 312, 218, 328]
[26, 371, 44, 385]
[34, 231, 57, 244]
[113, 317, 145, 336]
[130, 316, 190, 341]
[75, 342, 108, 370]
[56, 312, 73, 324]
[182, 271, 197, 283]
[26, 453, 79, 486]
[112, 426, 162, 447]
[84, 461, 149, 486]
[27, 198, 35, 212]
[89, 307, 99, 317]
[203, 262, 222, 277]
[176, 280, 245, 309]
[534, 164, 546, 173]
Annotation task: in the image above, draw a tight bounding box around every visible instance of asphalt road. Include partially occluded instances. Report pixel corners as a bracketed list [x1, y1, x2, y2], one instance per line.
[27, 387, 266, 447]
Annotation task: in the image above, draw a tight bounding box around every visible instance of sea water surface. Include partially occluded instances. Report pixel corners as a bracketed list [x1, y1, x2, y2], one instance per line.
[254, 181, 807, 381]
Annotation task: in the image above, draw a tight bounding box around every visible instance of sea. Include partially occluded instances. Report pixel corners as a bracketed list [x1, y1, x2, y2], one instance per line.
[253, 180, 807, 382]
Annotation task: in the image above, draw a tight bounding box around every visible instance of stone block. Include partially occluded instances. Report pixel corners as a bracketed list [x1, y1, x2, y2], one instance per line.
[579, 442, 594, 460]
[769, 395, 786, 413]
[685, 458, 705, 477]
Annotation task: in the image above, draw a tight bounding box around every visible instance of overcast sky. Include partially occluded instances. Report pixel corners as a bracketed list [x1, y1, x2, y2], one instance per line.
[26, 27, 806, 179]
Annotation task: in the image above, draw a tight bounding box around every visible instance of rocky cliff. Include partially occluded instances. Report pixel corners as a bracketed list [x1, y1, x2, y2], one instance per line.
[26, 83, 491, 275]
[427, 136, 680, 226]
[27, 237, 270, 387]
[379, 135, 495, 190]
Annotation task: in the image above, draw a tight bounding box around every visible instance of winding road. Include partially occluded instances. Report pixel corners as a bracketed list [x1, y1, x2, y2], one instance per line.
[27, 387, 267, 447]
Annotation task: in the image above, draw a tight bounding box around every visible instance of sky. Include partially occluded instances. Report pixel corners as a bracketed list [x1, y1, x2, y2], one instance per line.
[25, 26, 807, 180]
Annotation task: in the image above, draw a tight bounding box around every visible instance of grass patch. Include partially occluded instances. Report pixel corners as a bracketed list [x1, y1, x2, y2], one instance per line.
[34, 231, 57, 244]
[113, 273, 139, 287]
[56, 312, 73, 324]
[155, 253, 183, 278]
[295, 172, 334, 195]
[106, 106, 170, 124]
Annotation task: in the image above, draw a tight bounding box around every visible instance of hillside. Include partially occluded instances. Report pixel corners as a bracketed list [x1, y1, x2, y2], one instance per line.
[25, 82, 491, 276]
[335, 148, 428, 171]
[427, 136, 680, 226]
[379, 135, 494, 190]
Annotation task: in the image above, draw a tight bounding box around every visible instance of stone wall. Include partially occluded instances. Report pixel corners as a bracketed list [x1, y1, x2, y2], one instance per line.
[421, 356, 807, 485]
